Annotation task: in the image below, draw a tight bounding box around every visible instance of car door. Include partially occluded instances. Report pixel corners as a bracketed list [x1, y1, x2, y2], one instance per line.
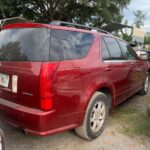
[118, 40, 144, 96]
[101, 36, 131, 105]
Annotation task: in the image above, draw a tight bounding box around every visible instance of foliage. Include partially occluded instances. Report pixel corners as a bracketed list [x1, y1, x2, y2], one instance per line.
[133, 10, 146, 28]
[0, 0, 131, 27]
[144, 36, 150, 44]
[121, 19, 133, 42]
[122, 33, 132, 42]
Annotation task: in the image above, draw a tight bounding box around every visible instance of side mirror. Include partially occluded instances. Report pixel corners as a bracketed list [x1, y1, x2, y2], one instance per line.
[0, 129, 5, 150]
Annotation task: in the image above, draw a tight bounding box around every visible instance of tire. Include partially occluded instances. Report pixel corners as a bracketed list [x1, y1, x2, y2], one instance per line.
[138, 74, 149, 95]
[75, 92, 110, 140]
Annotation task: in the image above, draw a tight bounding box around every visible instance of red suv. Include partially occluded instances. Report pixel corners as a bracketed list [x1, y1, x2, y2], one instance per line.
[0, 20, 149, 140]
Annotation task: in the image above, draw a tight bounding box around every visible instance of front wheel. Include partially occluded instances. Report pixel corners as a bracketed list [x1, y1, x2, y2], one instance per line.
[75, 92, 109, 140]
[139, 75, 149, 95]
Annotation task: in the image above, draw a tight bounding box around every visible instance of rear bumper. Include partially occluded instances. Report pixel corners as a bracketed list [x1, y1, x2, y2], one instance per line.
[0, 98, 77, 136]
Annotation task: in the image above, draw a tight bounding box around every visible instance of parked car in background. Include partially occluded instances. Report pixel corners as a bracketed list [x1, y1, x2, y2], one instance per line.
[136, 50, 150, 78]
[136, 50, 150, 61]
[0, 129, 5, 150]
[0, 19, 149, 140]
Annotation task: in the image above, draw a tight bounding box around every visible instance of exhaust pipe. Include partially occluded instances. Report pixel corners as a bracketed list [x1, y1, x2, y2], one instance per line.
[22, 128, 28, 135]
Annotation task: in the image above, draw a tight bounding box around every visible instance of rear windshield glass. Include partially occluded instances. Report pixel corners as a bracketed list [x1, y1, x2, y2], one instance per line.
[0, 28, 94, 62]
[0, 28, 50, 61]
[50, 30, 94, 61]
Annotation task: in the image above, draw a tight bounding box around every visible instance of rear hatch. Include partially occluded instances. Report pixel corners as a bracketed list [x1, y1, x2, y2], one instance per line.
[0, 27, 50, 108]
[0, 25, 95, 110]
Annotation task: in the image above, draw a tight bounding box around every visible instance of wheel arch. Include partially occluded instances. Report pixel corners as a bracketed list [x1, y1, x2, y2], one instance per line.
[97, 87, 113, 109]
[82, 84, 115, 113]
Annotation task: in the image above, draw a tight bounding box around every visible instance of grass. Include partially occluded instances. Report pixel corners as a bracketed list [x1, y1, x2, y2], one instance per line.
[147, 107, 150, 116]
[109, 106, 150, 138]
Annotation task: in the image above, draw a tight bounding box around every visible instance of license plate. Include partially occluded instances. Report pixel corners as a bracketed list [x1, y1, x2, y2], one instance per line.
[0, 73, 9, 88]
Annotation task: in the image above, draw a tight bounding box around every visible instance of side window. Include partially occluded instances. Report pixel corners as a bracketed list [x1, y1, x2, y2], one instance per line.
[50, 30, 94, 61]
[101, 38, 110, 60]
[104, 37, 123, 60]
[119, 40, 137, 60]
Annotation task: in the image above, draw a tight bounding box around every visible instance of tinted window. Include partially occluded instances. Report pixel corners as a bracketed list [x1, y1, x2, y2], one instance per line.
[104, 37, 123, 60]
[50, 30, 94, 61]
[101, 39, 110, 60]
[119, 40, 137, 60]
[0, 28, 50, 61]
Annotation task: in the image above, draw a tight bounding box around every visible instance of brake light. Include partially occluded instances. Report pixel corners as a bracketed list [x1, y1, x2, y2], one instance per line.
[40, 63, 58, 111]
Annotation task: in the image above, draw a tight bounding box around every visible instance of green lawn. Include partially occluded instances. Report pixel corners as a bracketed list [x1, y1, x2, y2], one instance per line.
[109, 106, 150, 138]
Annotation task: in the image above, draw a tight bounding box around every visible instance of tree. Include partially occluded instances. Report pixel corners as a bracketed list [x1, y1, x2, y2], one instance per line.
[122, 33, 132, 42]
[133, 10, 146, 28]
[121, 19, 133, 42]
[0, 0, 131, 27]
[144, 36, 150, 44]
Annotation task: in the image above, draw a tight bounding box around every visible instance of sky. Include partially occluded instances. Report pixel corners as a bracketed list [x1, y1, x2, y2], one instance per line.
[123, 0, 150, 33]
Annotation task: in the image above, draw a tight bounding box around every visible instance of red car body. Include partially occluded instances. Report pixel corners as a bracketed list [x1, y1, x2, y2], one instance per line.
[0, 22, 149, 136]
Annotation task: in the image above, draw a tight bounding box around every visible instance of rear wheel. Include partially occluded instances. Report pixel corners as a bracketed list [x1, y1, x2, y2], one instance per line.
[139, 75, 149, 95]
[75, 92, 109, 140]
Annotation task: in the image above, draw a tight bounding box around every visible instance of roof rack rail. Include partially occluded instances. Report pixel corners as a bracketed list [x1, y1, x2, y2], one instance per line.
[50, 21, 111, 34]
[0, 17, 30, 30]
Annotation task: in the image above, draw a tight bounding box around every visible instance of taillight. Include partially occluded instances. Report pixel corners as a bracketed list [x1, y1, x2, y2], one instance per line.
[40, 63, 58, 111]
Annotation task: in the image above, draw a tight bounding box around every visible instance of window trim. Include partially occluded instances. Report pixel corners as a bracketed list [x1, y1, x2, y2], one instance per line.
[101, 37, 111, 61]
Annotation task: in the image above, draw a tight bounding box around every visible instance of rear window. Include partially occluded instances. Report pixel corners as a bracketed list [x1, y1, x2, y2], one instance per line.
[0, 28, 94, 62]
[50, 30, 94, 61]
[0, 28, 50, 61]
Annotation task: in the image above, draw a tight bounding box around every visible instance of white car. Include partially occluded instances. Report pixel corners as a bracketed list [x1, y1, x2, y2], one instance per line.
[136, 50, 149, 60]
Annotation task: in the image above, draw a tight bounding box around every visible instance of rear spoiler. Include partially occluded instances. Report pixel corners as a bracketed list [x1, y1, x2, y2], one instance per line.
[0, 17, 30, 30]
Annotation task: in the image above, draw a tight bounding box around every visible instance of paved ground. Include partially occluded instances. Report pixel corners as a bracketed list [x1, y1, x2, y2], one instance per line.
[1, 91, 150, 150]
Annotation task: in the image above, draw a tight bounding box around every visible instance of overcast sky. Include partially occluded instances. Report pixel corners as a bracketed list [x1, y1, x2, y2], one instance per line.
[123, 0, 150, 32]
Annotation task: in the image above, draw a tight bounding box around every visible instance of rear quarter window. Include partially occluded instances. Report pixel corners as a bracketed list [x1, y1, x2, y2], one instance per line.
[50, 30, 94, 61]
[104, 36, 123, 60]
[118, 40, 137, 60]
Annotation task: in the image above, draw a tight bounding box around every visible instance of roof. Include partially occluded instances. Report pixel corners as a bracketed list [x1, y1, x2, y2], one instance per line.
[0, 17, 112, 35]
[2, 22, 100, 37]
[50, 21, 111, 35]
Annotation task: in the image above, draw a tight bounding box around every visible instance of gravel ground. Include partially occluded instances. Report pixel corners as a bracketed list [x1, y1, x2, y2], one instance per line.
[0, 91, 150, 150]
